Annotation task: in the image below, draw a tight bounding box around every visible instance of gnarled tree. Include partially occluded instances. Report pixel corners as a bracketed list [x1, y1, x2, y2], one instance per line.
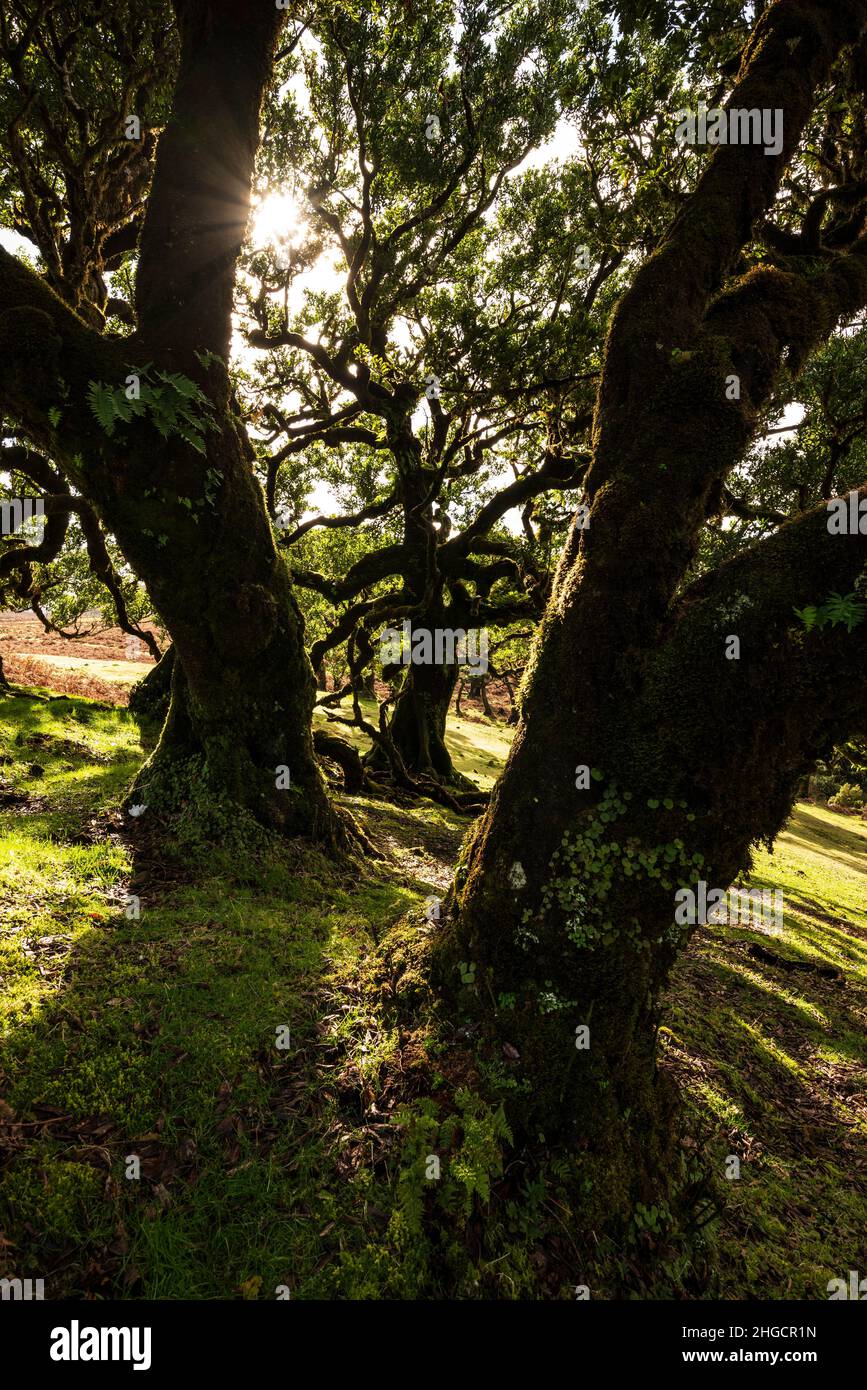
[432, 0, 867, 1217]
[242, 0, 696, 783]
[0, 1, 337, 837]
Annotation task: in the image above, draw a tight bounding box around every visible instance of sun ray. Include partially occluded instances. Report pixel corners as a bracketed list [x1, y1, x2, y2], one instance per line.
[250, 190, 306, 251]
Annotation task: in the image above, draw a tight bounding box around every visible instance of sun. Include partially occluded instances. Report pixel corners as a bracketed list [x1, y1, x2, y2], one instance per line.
[250, 189, 306, 251]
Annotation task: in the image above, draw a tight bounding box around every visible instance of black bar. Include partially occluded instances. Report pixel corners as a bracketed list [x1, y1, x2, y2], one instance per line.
[1, 1298, 859, 1377]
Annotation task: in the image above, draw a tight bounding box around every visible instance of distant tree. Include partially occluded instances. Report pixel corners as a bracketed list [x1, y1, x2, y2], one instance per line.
[1, 445, 160, 659]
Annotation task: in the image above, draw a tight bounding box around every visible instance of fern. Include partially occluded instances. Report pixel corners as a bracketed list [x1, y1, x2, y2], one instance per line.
[194, 348, 224, 371]
[450, 1089, 513, 1217]
[795, 591, 866, 635]
[822, 591, 866, 632]
[87, 367, 216, 447]
[793, 604, 818, 632]
[87, 381, 120, 436]
[177, 423, 207, 454]
[157, 370, 202, 400]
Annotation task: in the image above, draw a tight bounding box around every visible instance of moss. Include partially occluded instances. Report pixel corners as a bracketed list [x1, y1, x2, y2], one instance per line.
[1, 1157, 105, 1243]
[128, 645, 174, 729]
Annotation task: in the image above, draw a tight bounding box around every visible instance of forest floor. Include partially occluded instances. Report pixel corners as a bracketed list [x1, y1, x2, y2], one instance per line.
[0, 683, 864, 1299]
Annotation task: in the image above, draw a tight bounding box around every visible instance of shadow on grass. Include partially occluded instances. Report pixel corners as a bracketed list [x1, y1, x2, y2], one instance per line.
[663, 907, 867, 1296]
[0, 692, 418, 1299]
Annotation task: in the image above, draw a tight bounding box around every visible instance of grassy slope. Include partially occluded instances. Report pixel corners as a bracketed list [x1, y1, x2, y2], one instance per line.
[0, 689, 864, 1298]
[662, 805, 867, 1297]
[0, 691, 467, 1298]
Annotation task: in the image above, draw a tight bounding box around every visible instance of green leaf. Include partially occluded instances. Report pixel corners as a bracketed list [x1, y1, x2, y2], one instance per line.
[796, 593, 865, 635]
[177, 424, 207, 454]
[87, 381, 118, 436]
[794, 604, 817, 631]
[823, 591, 866, 632]
[157, 370, 202, 400]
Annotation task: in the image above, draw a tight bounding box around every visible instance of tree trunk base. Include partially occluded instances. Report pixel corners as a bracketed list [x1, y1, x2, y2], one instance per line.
[127, 655, 346, 851]
[128, 644, 174, 732]
[369, 907, 719, 1296]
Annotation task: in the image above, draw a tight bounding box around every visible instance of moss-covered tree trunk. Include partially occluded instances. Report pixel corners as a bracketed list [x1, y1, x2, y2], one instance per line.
[0, 0, 339, 840]
[431, 0, 867, 1205]
[128, 644, 174, 726]
[433, 527, 867, 1160]
[386, 658, 458, 779]
[113, 423, 332, 835]
[371, 407, 464, 780]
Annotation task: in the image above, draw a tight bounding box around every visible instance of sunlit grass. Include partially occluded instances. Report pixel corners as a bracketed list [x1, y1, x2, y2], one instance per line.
[0, 689, 427, 1297]
[2, 686, 864, 1299]
[663, 801, 867, 1298]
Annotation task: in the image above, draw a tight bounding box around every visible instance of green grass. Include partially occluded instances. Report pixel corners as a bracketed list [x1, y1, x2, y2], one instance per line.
[1, 687, 864, 1299]
[0, 691, 428, 1298]
[662, 804, 867, 1299]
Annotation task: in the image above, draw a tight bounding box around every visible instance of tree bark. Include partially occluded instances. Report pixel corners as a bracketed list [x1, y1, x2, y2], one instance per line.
[384, 658, 459, 779]
[430, 0, 867, 1205]
[313, 728, 365, 793]
[366, 404, 465, 780]
[128, 644, 175, 727]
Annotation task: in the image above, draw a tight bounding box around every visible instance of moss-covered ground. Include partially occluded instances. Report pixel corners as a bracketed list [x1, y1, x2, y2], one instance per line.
[0, 687, 863, 1298]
